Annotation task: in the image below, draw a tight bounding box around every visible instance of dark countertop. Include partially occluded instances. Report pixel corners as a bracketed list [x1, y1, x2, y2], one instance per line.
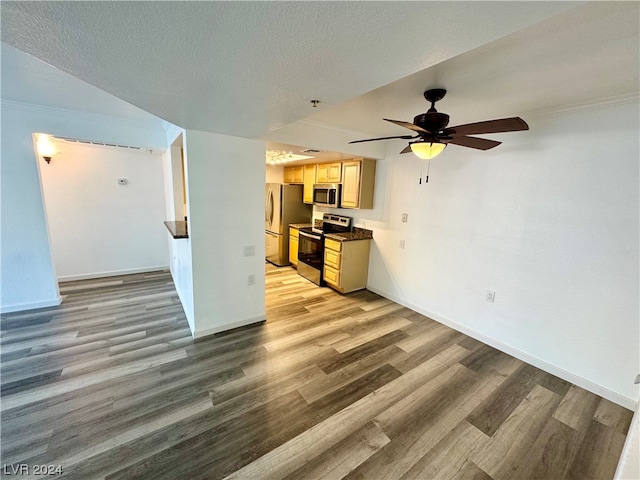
[290, 222, 372, 242]
[164, 221, 188, 239]
[289, 223, 313, 230]
[325, 227, 373, 242]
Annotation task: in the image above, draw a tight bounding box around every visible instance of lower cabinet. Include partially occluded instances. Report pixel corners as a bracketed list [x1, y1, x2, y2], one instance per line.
[289, 227, 299, 267]
[323, 238, 371, 293]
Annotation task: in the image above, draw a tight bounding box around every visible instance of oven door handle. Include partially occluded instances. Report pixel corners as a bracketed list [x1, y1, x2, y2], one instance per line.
[299, 231, 322, 241]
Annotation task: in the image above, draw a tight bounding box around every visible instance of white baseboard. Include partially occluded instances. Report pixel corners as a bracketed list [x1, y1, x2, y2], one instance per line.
[192, 315, 266, 339]
[0, 295, 63, 314]
[367, 286, 637, 410]
[57, 266, 169, 282]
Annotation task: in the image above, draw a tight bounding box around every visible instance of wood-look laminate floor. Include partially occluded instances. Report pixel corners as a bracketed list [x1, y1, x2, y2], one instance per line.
[0, 266, 633, 479]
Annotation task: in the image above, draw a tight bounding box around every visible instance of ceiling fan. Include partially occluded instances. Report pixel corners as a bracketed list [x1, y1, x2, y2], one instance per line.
[349, 88, 529, 160]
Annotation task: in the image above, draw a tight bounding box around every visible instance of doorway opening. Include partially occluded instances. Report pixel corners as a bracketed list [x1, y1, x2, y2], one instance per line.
[34, 134, 168, 282]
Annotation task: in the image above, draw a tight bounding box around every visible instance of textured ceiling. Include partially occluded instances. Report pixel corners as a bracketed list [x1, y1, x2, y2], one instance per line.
[1, 43, 166, 127]
[1, 1, 584, 139]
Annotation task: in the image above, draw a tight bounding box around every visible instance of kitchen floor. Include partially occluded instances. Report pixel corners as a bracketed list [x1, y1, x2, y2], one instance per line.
[0, 266, 633, 479]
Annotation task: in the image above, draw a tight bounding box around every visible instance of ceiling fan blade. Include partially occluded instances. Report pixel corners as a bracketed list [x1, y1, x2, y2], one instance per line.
[400, 145, 413, 154]
[448, 136, 502, 150]
[445, 117, 529, 137]
[384, 118, 431, 134]
[349, 134, 418, 144]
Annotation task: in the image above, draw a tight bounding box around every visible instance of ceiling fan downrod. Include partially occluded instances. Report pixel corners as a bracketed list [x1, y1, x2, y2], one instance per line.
[423, 88, 447, 113]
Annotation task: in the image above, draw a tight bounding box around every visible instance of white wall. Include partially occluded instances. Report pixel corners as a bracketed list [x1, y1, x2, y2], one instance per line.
[39, 141, 168, 280]
[275, 100, 639, 408]
[0, 101, 167, 313]
[349, 101, 639, 407]
[162, 129, 195, 332]
[184, 130, 266, 337]
[168, 233, 195, 332]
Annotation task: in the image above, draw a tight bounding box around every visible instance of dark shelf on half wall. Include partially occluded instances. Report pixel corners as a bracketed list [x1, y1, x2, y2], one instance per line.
[164, 221, 188, 239]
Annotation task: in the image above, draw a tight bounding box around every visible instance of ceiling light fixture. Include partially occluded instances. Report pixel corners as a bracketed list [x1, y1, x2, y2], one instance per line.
[266, 151, 293, 165]
[265, 150, 313, 165]
[349, 88, 528, 164]
[410, 141, 447, 160]
[36, 133, 58, 163]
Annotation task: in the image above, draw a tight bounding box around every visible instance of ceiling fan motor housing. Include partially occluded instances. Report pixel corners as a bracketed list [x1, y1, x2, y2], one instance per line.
[413, 112, 450, 135]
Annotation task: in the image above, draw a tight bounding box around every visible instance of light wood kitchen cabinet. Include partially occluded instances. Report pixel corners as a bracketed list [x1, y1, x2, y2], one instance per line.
[327, 163, 342, 183]
[289, 227, 300, 267]
[340, 159, 376, 209]
[316, 162, 342, 184]
[284, 166, 304, 184]
[323, 237, 371, 293]
[303, 164, 316, 204]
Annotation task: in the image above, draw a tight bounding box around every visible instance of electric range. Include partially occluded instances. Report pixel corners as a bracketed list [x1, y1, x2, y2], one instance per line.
[297, 214, 352, 285]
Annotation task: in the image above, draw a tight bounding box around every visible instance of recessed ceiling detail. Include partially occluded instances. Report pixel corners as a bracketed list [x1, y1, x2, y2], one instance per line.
[265, 150, 313, 165]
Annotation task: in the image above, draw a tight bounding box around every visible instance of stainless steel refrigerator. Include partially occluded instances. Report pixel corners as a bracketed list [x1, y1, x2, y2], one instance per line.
[265, 183, 312, 266]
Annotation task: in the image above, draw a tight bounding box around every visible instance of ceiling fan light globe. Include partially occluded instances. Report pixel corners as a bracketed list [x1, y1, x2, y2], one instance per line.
[411, 142, 446, 159]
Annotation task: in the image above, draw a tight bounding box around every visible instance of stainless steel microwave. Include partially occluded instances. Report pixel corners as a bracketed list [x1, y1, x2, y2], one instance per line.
[313, 183, 341, 208]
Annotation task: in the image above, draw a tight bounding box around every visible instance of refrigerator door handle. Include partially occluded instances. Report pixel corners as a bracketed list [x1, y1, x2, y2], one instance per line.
[270, 189, 274, 227]
[266, 188, 274, 229]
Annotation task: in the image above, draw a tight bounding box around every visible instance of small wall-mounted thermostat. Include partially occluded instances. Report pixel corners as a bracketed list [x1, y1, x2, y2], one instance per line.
[118, 178, 128, 185]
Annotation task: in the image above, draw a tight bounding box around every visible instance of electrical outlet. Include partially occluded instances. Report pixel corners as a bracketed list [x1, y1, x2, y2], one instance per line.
[401, 213, 408, 223]
[399, 239, 405, 249]
[485, 290, 495, 303]
[248, 274, 255, 286]
[243, 245, 255, 257]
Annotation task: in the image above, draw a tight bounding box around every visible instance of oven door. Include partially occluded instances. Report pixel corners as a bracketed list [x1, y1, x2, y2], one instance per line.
[298, 231, 324, 285]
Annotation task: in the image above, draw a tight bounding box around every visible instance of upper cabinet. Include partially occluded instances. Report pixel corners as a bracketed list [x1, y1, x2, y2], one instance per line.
[340, 159, 376, 209]
[284, 165, 304, 184]
[303, 164, 316, 204]
[316, 162, 342, 184]
[282, 158, 376, 209]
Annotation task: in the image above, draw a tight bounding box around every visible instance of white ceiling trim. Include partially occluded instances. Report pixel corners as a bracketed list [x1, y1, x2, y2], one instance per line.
[522, 92, 640, 119]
